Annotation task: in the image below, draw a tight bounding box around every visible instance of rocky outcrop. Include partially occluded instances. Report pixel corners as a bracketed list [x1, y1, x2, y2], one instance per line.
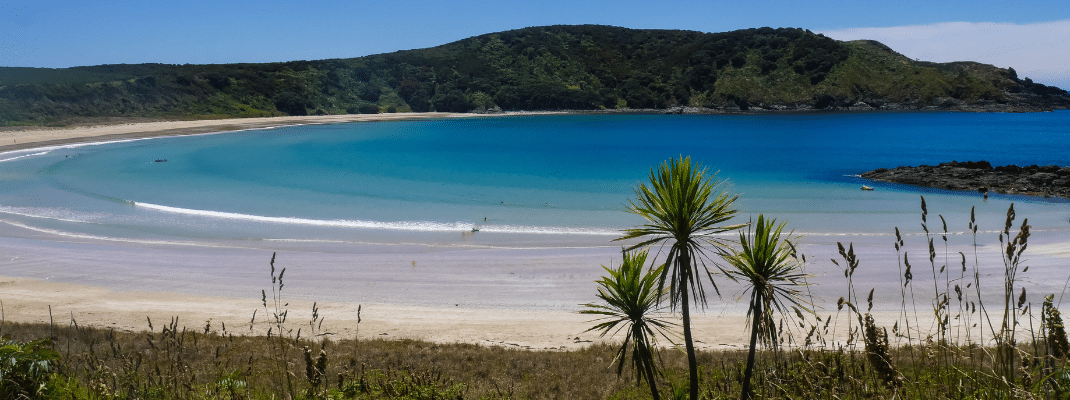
[861, 161, 1070, 199]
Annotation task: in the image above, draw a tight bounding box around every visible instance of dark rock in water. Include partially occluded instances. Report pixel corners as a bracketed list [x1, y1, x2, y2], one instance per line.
[861, 160, 1070, 199]
[940, 160, 992, 170]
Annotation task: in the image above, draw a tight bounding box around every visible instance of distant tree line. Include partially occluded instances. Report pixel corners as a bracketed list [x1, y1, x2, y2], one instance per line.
[0, 25, 1067, 125]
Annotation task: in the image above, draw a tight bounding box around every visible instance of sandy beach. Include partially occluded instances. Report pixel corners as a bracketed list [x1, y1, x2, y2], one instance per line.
[0, 112, 730, 351]
[1, 113, 1068, 352]
[0, 274, 763, 351]
[0, 217, 758, 351]
[0, 113, 476, 153]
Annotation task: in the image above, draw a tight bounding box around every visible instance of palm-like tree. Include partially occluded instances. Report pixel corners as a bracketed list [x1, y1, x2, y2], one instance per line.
[722, 214, 810, 400]
[581, 249, 676, 400]
[616, 156, 742, 400]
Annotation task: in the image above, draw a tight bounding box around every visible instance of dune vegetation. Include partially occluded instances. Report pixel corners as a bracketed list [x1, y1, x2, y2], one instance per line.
[3, 156, 1070, 399]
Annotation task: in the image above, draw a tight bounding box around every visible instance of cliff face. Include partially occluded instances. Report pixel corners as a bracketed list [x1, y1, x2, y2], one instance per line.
[862, 161, 1070, 199]
[1, 25, 1068, 126]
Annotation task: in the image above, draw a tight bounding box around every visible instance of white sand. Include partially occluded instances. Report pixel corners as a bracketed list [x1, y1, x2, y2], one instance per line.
[0, 273, 761, 351]
[0, 113, 471, 150]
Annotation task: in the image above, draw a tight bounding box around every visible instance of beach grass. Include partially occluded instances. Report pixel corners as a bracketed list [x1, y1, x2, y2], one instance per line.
[2, 195, 1070, 398]
[3, 315, 1070, 399]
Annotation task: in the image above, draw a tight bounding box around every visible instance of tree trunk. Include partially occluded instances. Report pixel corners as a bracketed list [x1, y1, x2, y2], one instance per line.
[741, 295, 762, 400]
[643, 346, 661, 400]
[681, 254, 699, 400]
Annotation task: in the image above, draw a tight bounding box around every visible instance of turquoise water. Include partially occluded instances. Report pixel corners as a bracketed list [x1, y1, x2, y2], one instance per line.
[0, 112, 1068, 249]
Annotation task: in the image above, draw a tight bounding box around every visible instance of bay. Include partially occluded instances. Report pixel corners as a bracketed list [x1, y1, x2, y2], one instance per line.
[0, 112, 1068, 311]
[1, 112, 1067, 246]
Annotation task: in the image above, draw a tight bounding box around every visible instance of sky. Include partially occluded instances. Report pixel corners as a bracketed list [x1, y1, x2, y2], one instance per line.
[2, 0, 1068, 88]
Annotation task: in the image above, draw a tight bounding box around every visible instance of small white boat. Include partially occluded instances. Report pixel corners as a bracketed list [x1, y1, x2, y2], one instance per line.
[861, 185, 874, 191]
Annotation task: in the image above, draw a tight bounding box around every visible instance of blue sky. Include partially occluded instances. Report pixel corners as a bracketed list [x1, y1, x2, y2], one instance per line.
[2, 0, 1068, 87]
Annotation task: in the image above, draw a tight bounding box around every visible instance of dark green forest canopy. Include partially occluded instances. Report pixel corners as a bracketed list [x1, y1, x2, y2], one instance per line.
[1, 25, 1067, 125]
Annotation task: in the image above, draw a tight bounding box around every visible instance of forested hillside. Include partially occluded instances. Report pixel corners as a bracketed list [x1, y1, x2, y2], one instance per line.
[1, 25, 1067, 126]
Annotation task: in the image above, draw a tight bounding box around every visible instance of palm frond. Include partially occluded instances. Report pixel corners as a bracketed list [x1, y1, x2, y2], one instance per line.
[722, 214, 811, 348]
[614, 156, 743, 310]
[579, 249, 677, 387]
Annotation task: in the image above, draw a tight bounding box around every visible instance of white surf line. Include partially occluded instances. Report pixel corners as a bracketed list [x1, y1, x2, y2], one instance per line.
[0, 220, 247, 249]
[0, 207, 616, 251]
[1, 202, 1054, 243]
[0, 113, 489, 158]
[0, 125, 287, 158]
[476, 225, 619, 236]
[140, 202, 1056, 238]
[260, 237, 621, 251]
[134, 201, 621, 236]
[0, 206, 101, 225]
[0, 121, 346, 159]
[0, 151, 50, 163]
[136, 202, 475, 231]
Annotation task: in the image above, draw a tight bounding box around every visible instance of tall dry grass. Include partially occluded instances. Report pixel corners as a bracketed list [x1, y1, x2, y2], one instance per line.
[2, 198, 1069, 399]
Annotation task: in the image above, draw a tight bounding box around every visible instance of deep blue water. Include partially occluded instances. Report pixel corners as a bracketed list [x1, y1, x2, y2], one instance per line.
[0, 112, 1068, 248]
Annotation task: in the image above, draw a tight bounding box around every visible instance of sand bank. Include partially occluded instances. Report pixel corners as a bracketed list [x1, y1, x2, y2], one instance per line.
[0, 113, 485, 154]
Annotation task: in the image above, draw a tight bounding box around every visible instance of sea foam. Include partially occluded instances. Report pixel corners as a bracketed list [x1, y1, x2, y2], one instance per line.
[134, 201, 620, 236]
[0, 151, 50, 163]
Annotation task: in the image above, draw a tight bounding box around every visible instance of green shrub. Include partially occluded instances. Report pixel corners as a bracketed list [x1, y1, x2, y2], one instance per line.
[0, 337, 61, 398]
[274, 91, 311, 116]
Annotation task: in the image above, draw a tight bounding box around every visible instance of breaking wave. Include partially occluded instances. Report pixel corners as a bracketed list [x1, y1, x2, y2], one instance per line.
[134, 201, 621, 236]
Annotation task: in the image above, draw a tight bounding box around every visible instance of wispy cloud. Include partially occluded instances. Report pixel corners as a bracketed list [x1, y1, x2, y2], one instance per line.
[821, 20, 1070, 89]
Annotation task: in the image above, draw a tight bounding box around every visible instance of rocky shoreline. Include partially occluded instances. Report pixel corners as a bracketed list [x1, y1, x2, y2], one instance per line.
[861, 161, 1070, 199]
[484, 100, 1067, 117]
[656, 100, 1063, 113]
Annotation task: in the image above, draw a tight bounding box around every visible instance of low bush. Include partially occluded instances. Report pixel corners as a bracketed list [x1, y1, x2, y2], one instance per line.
[0, 337, 60, 398]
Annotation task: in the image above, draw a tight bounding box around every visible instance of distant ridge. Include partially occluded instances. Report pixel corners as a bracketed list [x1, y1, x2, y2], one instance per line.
[2, 25, 1068, 126]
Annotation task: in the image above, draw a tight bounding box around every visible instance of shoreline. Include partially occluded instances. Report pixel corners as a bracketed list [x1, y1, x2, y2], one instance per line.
[0, 274, 758, 351]
[0, 113, 564, 155]
[3, 229, 1068, 350]
[1, 112, 1069, 351]
[0, 112, 486, 154]
[4, 108, 1068, 155]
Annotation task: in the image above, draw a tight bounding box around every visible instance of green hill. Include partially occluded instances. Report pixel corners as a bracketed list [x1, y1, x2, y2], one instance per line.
[1, 25, 1067, 126]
